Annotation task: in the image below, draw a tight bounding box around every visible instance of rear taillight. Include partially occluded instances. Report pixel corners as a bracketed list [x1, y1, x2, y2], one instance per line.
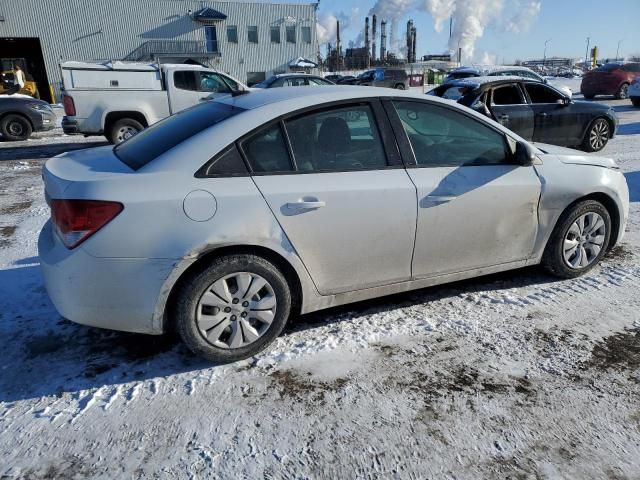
[51, 200, 123, 249]
[63, 94, 76, 116]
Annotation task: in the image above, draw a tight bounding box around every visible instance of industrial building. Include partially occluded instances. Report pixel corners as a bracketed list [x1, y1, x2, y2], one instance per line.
[0, 0, 319, 102]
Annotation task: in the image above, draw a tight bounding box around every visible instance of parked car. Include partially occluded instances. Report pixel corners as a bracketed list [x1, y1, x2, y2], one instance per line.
[39, 86, 629, 363]
[324, 74, 345, 82]
[581, 62, 640, 99]
[253, 74, 335, 88]
[336, 75, 356, 84]
[0, 94, 55, 141]
[430, 77, 617, 152]
[626, 78, 640, 107]
[60, 61, 248, 144]
[356, 67, 409, 89]
[445, 65, 573, 98]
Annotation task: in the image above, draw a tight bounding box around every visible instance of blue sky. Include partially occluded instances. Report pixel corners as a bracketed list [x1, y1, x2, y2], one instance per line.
[316, 0, 640, 62]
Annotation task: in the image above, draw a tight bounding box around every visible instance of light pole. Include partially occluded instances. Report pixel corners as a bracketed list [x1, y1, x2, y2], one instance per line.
[585, 37, 590, 70]
[616, 39, 624, 60]
[543, 38, 551, 70]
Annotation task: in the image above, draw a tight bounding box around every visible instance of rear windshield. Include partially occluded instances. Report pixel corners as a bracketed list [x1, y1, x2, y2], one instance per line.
[595, 63, 621, 72]
[114, 102, 245, 170]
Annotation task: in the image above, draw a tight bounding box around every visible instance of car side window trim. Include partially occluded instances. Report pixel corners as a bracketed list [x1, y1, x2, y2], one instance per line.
[382, 98, 517, 168]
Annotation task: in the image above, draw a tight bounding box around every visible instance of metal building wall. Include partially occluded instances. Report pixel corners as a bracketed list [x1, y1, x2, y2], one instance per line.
[0, 0, 318, 99]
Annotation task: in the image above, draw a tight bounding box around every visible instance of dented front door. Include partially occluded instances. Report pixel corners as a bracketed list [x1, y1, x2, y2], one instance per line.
[408, 165, 541, 278]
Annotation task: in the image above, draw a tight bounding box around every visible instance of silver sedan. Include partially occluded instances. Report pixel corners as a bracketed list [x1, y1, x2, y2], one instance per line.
[39, 86, 629, 362]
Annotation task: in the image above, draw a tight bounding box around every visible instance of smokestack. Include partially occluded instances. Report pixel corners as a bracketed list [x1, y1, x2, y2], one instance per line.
[372, 15, 377, 62]
[336, 20, 341, 69]
[407, 20, 412, 62]
[411, 26, 417, 63]
[380, 20, 387, 62]
[365, 17, 370, 68]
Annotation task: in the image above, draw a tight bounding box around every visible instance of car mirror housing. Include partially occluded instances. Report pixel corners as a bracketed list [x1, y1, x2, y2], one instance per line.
[556, 98, 570, 106]
[514, 140, 537, 166]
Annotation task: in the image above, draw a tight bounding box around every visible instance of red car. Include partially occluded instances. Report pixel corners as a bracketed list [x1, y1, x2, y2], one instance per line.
[581, 62, 640, 99]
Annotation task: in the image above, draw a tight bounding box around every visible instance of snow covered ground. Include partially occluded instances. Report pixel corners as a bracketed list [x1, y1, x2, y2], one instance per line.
[1, 97, 639, 479]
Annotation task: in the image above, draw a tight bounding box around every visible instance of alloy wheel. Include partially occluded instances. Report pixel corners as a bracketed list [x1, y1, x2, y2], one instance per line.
[563, 212, 607, 269]
[589, 120, 609, 151]
[619, 84, 629, 99]
[196, 272, 277, 349]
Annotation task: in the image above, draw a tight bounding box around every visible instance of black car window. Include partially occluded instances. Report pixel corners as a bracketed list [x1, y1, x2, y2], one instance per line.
[242, 124, 293, 173]
[622, 63, 640, 72]
[285, 77, 308, 87]
[114, 103, 245, 171]
[284, 104, 387, 172]
[595, 64, 621, 72]
[174, 71, 198, 91]
[492, 85, 525, 105]
[197, 144, 248, 177]
[393, 101, 510, 167]
[524, 83, 563, 103]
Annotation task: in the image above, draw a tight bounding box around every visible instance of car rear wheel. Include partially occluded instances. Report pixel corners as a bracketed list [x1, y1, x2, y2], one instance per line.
[582, 93, 595, 100]
[542, 200, 611, 279]
[394, 83, 406, 90]
[615, 83, 629, 100]
[174, 254, 292, 363]
[581, 118, 610, 152]
[108, 118, 144, 144]
[0, 114, 33, 141]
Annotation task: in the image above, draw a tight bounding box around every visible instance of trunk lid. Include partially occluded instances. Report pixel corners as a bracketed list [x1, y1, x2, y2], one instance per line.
[43, 145, 133, 199]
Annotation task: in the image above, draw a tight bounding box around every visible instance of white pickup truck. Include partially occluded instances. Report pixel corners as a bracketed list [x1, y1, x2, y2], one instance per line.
[61, 61, 248, 143]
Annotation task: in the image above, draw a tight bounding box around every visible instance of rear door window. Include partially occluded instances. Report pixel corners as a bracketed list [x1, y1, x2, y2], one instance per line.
[284, 104, 387, 172]
[241, 124, 294, 173]
[114, 103, 245, 170]
[492, 84, 525, 105]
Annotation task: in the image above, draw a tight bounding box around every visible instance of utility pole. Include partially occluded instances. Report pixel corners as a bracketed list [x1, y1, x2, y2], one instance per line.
[584, 37, 590, 71]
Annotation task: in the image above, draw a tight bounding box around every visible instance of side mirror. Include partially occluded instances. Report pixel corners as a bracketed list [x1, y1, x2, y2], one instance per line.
[514, 140, 537, 166]
[556, 98, 570, 106]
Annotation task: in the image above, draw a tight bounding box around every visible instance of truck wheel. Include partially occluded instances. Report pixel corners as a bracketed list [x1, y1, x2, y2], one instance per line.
[108, 118, 144, 144]
[0, 114, 33, 141]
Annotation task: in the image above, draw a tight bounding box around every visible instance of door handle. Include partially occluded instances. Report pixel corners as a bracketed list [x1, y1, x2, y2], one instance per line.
[286, 200, 326, 210]
[424, 195, 457, 203]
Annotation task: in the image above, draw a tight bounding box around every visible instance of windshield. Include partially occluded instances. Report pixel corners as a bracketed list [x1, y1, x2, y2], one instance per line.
[114, 102, 246, 170]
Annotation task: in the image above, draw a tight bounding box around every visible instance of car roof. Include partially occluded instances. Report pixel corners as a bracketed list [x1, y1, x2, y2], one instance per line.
[217, 85, 443, 111]
[442, 75, 530, 87]
[273, 73, 322, 78]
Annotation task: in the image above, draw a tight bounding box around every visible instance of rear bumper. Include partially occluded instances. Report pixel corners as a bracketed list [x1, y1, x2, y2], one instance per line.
[61, 117, 80, 135]
[38, 221, 176, 335]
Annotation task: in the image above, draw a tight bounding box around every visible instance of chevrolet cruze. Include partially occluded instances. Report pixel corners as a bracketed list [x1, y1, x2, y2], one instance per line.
[39, 86, 629, 362]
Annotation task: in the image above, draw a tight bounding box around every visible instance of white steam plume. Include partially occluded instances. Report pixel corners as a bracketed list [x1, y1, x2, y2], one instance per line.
[422, 0, 541, 61]
[316, 8, 361, 45]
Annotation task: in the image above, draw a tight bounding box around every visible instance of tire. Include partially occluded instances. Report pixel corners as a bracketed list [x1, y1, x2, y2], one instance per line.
[582, 93, 595, 100]
[394, 83, 406, 90]
[542, 200, 611, 279]
[108, 118, 144, 144]
[174, 254, 292, 363]
[0, 114, 33, 141]
[631, 97, 640, 108]
[581, 117, 610, 152]
[615, 83, 629, 100]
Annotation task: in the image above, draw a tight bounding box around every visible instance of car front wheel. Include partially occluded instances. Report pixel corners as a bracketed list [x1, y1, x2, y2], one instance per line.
[581, 118, 610, 152]
[542, 200, 611, 279]
[0, 114, 33, 141]
[615, 83, 629, 100]
[174, 254, 292, 363]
